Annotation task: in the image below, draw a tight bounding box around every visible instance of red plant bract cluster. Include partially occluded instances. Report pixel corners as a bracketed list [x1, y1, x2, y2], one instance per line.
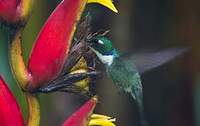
[0, 76, 97, 126]
[0, 76, 24, 126]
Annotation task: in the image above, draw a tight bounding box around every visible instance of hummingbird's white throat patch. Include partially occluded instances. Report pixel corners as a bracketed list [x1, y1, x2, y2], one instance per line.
[91, 48, 114, 66]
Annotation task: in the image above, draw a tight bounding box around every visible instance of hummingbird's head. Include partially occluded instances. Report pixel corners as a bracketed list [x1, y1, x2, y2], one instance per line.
[88, 36, 118, 66]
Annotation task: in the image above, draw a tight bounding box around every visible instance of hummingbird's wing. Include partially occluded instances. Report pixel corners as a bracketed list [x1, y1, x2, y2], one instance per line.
[123, 48, 187, 74]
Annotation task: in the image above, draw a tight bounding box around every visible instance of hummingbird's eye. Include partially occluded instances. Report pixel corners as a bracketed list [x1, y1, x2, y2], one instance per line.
[87, 39, 97, 45]
[89, 39, 98, 44]
[92, 39, 99, 43]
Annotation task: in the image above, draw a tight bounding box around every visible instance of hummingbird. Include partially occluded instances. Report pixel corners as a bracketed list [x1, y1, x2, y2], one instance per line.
[88, 36, 187, 126]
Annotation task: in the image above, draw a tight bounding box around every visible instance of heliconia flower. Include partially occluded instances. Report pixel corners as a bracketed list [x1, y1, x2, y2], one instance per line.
[8, 1, 117, 125]
[62, 96, 116, 126]
[0, 0, 34, 24]
[0, 76, 24, 126]
[6, 0, 118, 126]
[25, 0, 118, 91]
[0, 77, 115, 126]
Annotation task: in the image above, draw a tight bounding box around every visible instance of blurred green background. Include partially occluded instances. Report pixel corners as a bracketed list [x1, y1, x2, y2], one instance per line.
[0, 0, 198, 126]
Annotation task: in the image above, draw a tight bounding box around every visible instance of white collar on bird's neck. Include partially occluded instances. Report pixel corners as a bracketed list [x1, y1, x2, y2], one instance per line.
[91, 48, 117, 66]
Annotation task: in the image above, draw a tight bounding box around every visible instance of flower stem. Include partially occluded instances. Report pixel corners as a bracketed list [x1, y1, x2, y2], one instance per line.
[26, 93, 40, 126]
[9, 29, 31, 89]
[9, 29, 40, 126]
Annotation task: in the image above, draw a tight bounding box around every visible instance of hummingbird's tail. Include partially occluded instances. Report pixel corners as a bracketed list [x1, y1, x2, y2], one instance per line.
[131, 92, 149, 126]
[137, 99, 149, 126]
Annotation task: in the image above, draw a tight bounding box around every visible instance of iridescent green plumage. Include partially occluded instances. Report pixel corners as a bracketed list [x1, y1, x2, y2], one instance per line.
[107, 56, 147, 125]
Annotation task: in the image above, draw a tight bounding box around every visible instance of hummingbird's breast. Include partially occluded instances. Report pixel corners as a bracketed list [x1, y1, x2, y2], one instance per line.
[107, 57, 141, 90]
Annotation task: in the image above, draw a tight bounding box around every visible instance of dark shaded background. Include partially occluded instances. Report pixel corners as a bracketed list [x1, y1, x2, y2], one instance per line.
[0, 0, 199, 126]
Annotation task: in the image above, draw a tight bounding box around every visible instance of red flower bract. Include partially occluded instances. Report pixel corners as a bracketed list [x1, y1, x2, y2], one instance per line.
[62, 97, 97, 126]
[0, 76, 24, 126]
[27, 0, 87, 90]
[0, 0, 19, 22]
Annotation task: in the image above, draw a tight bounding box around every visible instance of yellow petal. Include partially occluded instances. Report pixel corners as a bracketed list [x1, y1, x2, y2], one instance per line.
[70, 57, 89, 89]
[91, 114, 112, 120]
[89, 119, 116, 126]
[89, 113, 116, 126]
[87, 0, 118, 13]
[70, 57, 88, 72]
